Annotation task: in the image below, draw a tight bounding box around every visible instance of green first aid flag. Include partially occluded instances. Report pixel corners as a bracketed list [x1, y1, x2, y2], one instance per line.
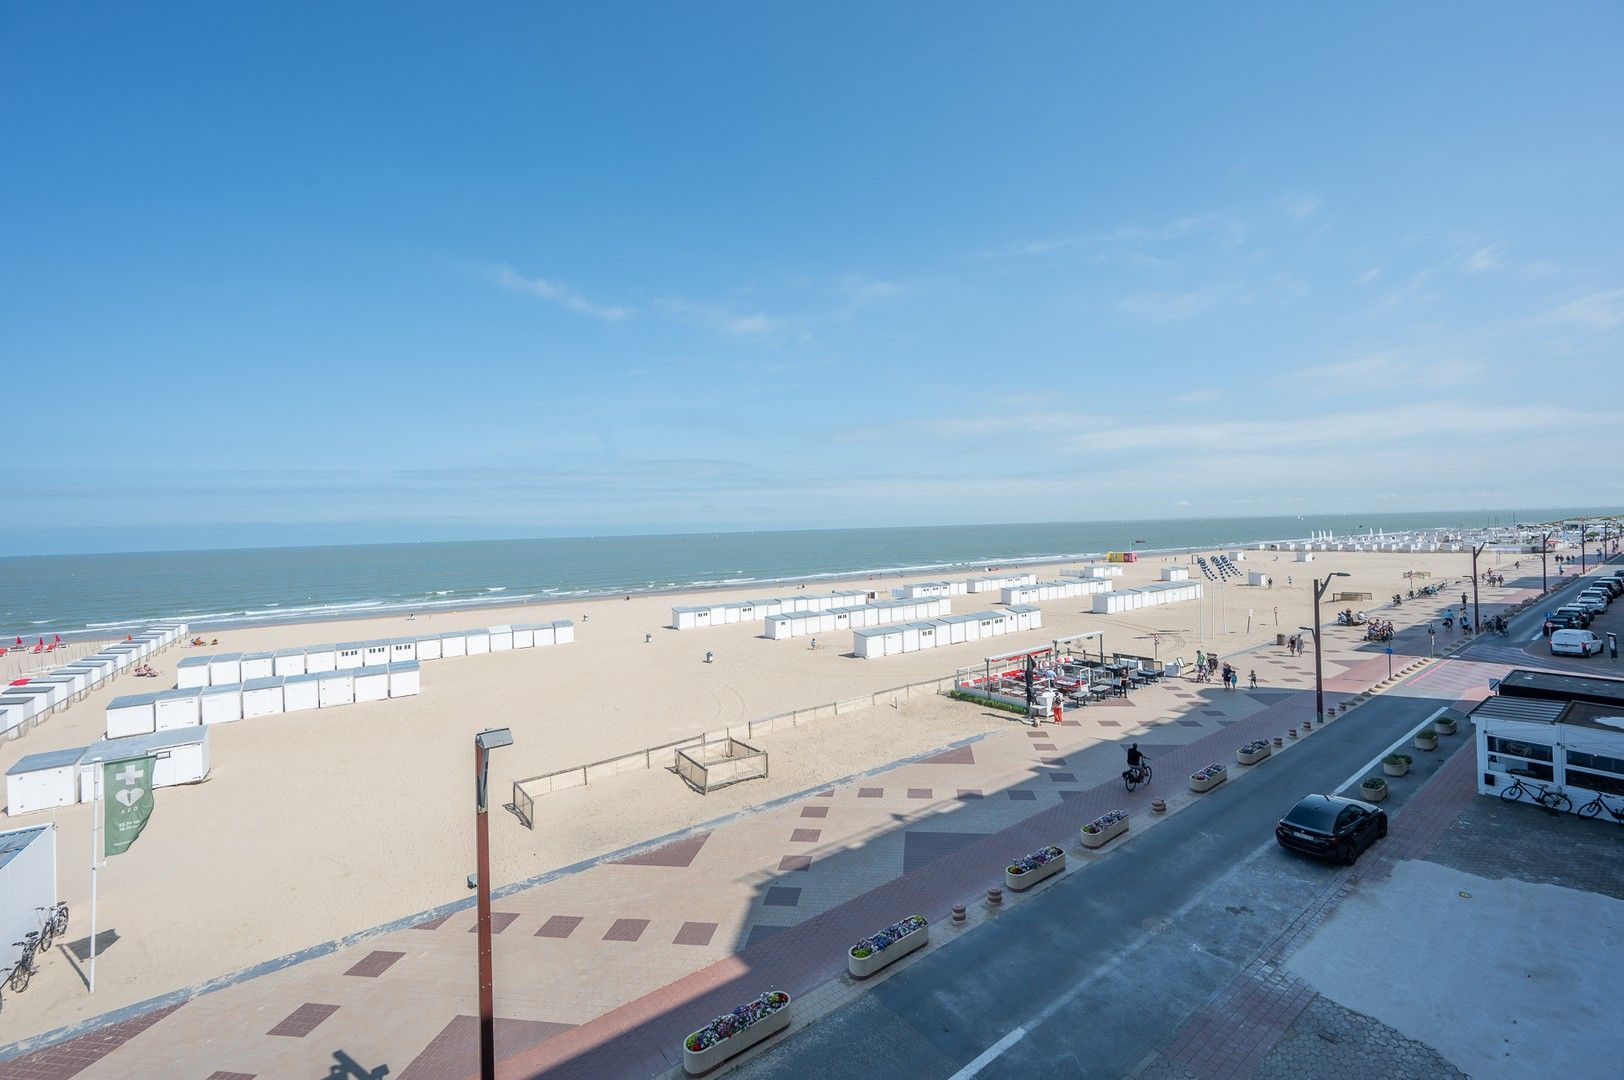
[103, 757, 155, 857]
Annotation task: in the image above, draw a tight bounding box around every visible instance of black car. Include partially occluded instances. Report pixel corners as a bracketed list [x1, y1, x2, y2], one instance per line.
[1548, 613, 1585, 631]
[1556, 606, 1593, 628]
[1275, 794, 1387, 864]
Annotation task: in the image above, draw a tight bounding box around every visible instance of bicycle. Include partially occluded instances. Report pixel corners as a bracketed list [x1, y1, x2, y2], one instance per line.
[1123, 761, 1153, 792]
[36, 903, 67, 953]
[8, 931, 40, 994]
[1576, 791, 1624, 823]
[1498, 775, 1572, 812]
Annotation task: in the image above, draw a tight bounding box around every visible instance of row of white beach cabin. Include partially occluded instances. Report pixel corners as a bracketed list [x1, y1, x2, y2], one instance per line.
[671, 591, 871, 631]
[173, 620, 575, 688]
[999, 577, 1113, 605]
[966, 573, 1038, 593]
[1091, 581, 1204, 615]
[1, 624, 187, 738]
[891, 581, 969, 599]
[6, 728, 210, 817]
[764, 598, 951, 640]
[853, 606, 1042, 659]
[104, 663, 421, 739]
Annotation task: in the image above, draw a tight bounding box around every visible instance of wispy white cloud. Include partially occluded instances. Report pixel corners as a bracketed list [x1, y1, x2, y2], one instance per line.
[1116, 284, 1232, 322]
[1000, 213, 1248, 259]
[1287, 350, 1485, 394]
[1543, 287, 1624, 331]
[489, 263, 632, 322]
[1355, 267, 1382, 286]
[1176, 389, 1224, 404]
[1282, 192, 1322, 220]
[656, 298, 788, 339]
[1463, 243, 1508, 275]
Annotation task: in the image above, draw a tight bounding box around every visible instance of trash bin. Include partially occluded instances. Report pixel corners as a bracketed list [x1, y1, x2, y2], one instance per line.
[1276, 633, 1286, 646]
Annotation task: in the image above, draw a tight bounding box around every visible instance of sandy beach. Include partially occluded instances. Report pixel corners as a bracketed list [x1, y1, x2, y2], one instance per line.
[0, 546, 1524, 1040]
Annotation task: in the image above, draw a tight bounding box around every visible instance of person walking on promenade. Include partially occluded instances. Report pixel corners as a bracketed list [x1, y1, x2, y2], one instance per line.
[1249, 669, 1258, 690]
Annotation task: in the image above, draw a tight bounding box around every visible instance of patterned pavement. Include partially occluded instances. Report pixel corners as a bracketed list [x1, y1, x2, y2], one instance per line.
[0, 577, 1539, 1080]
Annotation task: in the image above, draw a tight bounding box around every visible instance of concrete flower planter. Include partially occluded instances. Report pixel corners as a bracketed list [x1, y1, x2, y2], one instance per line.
[1006, 849, 1065, 892]
[1383, 759, 1410, 777]
[1237, 744, 1271, 766]
[1414, 733, 1438, 752]
[848, 922, 928, 978]
[1190, 767, 1227, 794]
[1433, 717, 1457, 736]
[1360, 780, 1388, 803]
[1079, 814, 1129, 849]
[683, 996, 793, 1075]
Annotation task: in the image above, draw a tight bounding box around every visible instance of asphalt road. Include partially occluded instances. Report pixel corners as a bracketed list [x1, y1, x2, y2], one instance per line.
[734, 672, 1469, 1080]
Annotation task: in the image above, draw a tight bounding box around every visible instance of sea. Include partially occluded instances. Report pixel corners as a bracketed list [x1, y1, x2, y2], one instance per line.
[0, 509, 1610, 640]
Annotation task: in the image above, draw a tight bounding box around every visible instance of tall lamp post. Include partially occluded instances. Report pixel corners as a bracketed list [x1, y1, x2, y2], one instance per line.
[1540, 530, 1552, 594]
[1305, 571, 1351, 726]
[1471, 542, 1486, 631]
[1581, 519, 1587, 573]
[473, 727, 514, 1080]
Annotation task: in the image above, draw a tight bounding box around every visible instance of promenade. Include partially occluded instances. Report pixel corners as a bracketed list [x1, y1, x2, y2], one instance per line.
[0, 568, 1572, 1080]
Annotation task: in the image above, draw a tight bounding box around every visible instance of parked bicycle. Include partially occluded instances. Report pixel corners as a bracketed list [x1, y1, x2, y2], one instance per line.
[1576, 791, 1624, 823]
[8, 930, 40, 994]
[1498, 776, 1573, 812]
[36, 902, 68, 953]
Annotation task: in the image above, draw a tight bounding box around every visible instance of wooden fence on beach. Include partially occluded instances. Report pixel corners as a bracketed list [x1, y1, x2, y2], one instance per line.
[508, 671, 959, 827]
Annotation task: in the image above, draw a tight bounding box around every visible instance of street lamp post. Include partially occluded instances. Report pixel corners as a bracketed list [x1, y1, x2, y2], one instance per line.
[1305, 571, 1351, 726]
[1581, 519, 1587, 573]
[1541, 530, 1551, 594]
[1471, 542, 1486, 631]
[473, 727, 514, 1080]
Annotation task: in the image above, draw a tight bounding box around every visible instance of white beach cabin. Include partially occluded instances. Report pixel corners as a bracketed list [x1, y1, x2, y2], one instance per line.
[389, 640, 417, 664]
[152, 688, 202, 732]
[318, 671, 355, 708]
[241, 677, 285, 719]
[6, 749, 84, 816]
[387, 662, 421, 697]
[1, 826, 57, 975]
[282, 672, 322, 713]
[77, 728, 210, 804]
[464, 629, 491, 655]
[335, 643, 366, 671]
[511, 625, 535, 649]
[207, 653, 243, 687]
[239, 652, 275, 682]
[488, 625, 514, 652]
[200, 684, 243, 726]
[415, 635, 443, 661]
[362, 641, 392, 668]
[438, 631, 468, 658]
[104, 693, 158, 739]
[273, 648, 308, 677]
[304, 645, 338, 673]
[552, 620, 575, 644]
[353, 666, 390, 704]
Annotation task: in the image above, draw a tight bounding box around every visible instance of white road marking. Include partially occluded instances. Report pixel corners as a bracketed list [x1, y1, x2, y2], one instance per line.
[948, 1026, 1029, 1079]
[1335, 706, 1449, 796]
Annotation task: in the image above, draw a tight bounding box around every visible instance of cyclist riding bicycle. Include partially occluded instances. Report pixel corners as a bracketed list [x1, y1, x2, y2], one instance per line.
[1126, 743, 1145, 769]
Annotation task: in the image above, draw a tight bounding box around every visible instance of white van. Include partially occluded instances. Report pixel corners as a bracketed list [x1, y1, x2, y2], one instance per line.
[1550, 629, 1603, 657]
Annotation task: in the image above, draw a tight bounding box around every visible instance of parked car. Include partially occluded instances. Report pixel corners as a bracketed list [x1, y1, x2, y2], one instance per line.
[1548, 613, 1585, 631]
[1552, 629, 1605, 657]
[1597, 579, 1624, 598]
[1556, 606, 1594, 628]
[1574, 596, 1608, 617]
[1275, 794, 1388, 864]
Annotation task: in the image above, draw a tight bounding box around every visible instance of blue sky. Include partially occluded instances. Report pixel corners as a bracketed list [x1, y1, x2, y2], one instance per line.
[2, 2, 1622, 554]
